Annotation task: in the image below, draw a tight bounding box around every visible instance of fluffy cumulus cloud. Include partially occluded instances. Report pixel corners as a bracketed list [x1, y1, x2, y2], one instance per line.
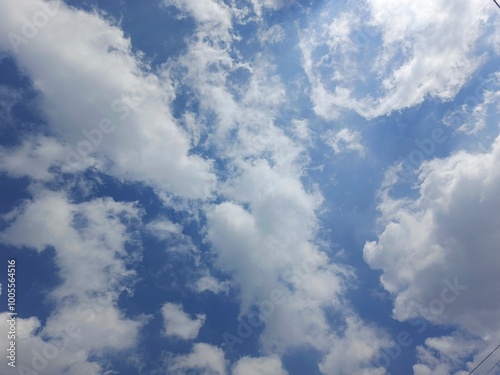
[168, 349, 289, 375]
[205, 162, 344, 353]
[364, 133, 500, 372]
[0, 190, 144, 374]
[0, 136, 68, 179]
[199, 59, 389, 375]
[0, 0, 216, 199]
[412, 333, 484, 375]
[168, 343, 228, 375]
[0, 314, 103, 375]
[232, 355, 288, 375]
[300, 0, 497, 119]
[162, 302, 206, 340]
[319, 317, 391, 375]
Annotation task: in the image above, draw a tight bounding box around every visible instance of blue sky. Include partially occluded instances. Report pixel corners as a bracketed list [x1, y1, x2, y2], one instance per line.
[0, 0, 500, 374]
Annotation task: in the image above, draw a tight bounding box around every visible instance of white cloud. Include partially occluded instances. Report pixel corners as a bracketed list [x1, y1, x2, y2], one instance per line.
[0, 136, 93, 180]
[146, 218, 181, 241]
[232, 356, 288, 375]
[1, 191, 139, 298]
[0, 190, 144, 366]
[0, 0, 216, 199]
[168, 343, 227, 375]
[206, 160, 329, 319]
[195, 274, 231, 294]
[258, 25, 285, 44]
[443, 73, 500, 135]
[0, 314, 102, 375]
[162, 302, 206, 340]
[162, 0, 232, 35]
[250, 0, 285, 17]
[325, 128, 365, 156]
[301, 0, 494, 119]
[291, 119, 311, 142]
[412, 333, 483, 375]
[0, 136, 64, 180]
[364, 133, 500, 370]
[319, 317, 391, 375]
[44, 298, 144, 353]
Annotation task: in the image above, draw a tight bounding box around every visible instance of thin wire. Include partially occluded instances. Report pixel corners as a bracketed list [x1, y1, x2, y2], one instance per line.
[494, 0, 500, 8]
[468, 345, 500, 374]
[485, 359, 500, 375]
